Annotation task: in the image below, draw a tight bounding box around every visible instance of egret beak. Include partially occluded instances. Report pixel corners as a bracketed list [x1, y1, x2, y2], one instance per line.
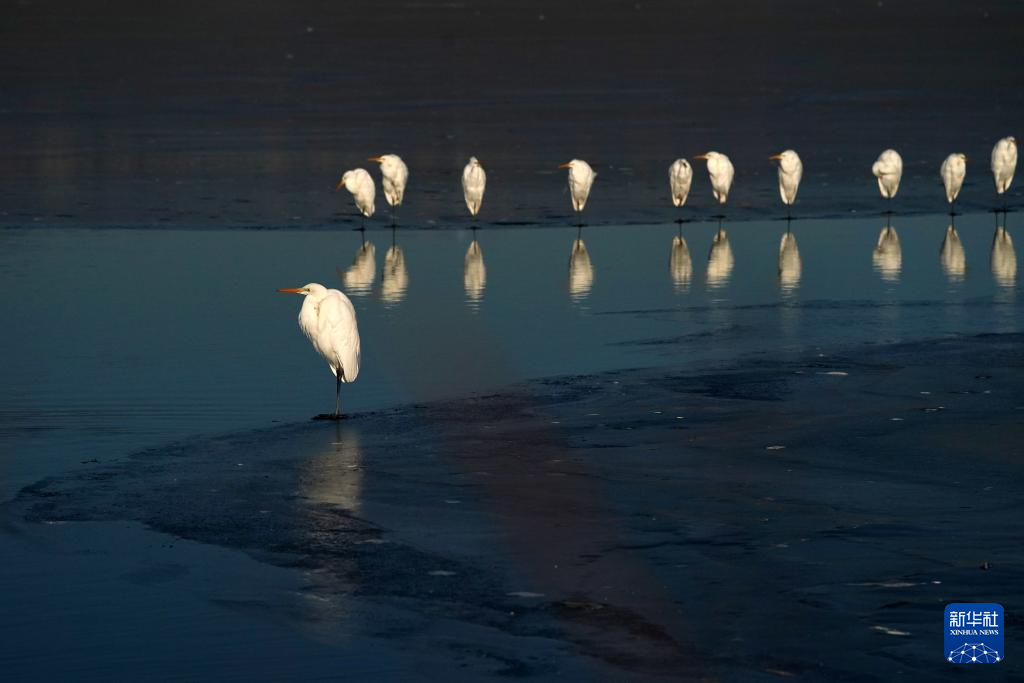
[334, 178, 345, 192]
[558, 162, 572, 169]
[769, 153, 783, 161]
[963, 155, 969, 162]
[693, 153, 709, 161]
[368, 156, 384, 163]
[277, 287, 306, 294]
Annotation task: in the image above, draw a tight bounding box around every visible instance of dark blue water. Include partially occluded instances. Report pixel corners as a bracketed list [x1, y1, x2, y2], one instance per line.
[1, 212, 1019, 500]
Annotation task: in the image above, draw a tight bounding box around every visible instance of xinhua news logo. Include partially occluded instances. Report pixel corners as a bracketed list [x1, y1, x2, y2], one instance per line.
[945, 603, 1003, 663]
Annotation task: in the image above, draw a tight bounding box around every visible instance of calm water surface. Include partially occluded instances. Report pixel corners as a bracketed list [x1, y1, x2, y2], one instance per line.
[0, 211, 1019, 499]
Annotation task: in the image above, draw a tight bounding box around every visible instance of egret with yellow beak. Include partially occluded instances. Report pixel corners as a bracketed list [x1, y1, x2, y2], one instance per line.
[277, 283, 361, 419]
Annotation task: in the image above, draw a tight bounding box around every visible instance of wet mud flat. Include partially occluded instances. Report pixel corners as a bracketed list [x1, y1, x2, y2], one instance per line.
[10, 333, 1024, 680]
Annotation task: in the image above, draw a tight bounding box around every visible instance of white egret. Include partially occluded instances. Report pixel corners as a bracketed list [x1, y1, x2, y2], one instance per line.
[991, 136, 1018, 210]
[369, 154, 409, 224]
[770, 150, 803, 218]
[277, 283, 361, 419]
[872, 150, 903, 216]
[940, 225, 966, 281]
[559, 159, 596, 225]
[336, 168, 376, 226]
[694, 151, 734, 209]
[668, 158, 693, 212]
[940, 153, 967, 213]
[462, 157, 486, 219]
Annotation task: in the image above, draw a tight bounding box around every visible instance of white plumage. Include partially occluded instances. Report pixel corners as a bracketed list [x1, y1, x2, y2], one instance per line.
[991, 136, 1018, 195]
[872, 149, 903, 199]
[278, 283, 361, 417]
[770, 150, 803, 206]
[370, 154, 409, 208]
[694, 151, 734, 205]
[336, 168, 376, 218]
[668, 158, 693, 207]
[940, 153, 967, 205]
[559, 159, 596, 214]
[462, 157, 486, 217]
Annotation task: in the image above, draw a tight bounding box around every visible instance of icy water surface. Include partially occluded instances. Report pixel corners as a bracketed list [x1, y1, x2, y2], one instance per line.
[0, 211, 1020, 498]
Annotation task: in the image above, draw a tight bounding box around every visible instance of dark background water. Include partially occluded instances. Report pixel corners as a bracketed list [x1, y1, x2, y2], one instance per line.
[2, 0, 1022, 228]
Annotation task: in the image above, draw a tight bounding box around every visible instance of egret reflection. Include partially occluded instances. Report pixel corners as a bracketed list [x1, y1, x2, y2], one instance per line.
[464, 239, 486, 308]
[380, 231, 408, 306]
[778, 230, 801, 294]
[939, 225, 966, 282]
[339, 240, 376, 296]
[669, 234, 692, 292]
[873, 225, 901, 282]
[569, 238, 594, 301]
[303, 428, 364, 515]
[992, 225, 1017, 287]
[706, 228, 734, 289]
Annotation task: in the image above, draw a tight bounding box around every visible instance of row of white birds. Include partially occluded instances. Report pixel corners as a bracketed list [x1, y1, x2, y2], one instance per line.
[336, 138, 1019, 222]
[281, 218, 1017, 418]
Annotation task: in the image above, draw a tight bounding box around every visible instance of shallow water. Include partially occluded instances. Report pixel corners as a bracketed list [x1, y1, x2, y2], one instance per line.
[0, 211, 1020, 499]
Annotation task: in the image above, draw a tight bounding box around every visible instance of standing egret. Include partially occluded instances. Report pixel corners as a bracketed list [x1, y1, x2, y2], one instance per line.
[668, 158, 693, 216]
[277, 283, 361, 419]
[872, 149, 903, 218]
[769, 150, 803, 219]
[991, 136, 1018, 211]
[462, 157, 486, 220]
[694, 151, 734, 216]
[336, 168, 376, 228]
[559, 159, 596, 226]
[940, 153, 967, 214]
[369, 154, 409, 225]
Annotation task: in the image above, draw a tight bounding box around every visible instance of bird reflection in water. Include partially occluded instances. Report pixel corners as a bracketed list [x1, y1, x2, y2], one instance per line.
[669, 233, 692, 292]
[873, 225, 901, 282]
[380, 228, 408, 306]
[706, 227, 734, 289]
[778, 228, 801, 294]
[338, 236, 376, 296]
[297, 425, 364, 623]
[303, 426, 364, 515]
[939, 225, 966, 282]
[568, 236, 594, 302]
[464, 237, 486, 310]
[992, 224, 1017, 288]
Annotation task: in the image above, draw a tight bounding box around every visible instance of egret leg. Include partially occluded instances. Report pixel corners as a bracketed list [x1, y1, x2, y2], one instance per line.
[335, 373, 341, 418]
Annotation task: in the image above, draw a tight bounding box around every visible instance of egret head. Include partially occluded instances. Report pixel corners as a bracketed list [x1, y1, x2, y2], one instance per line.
[469, 156, 481, 166]
[277, 283, 328, 297]
[335, 171, 354, 192]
